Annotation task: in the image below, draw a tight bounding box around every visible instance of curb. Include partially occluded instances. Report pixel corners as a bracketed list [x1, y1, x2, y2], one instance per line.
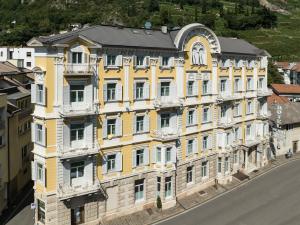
[151, 157, 300, 225]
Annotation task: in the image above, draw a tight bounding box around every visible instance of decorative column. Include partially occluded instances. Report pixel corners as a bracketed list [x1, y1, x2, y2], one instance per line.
[211, 57, 218, 95]
[123, 57, 131, 108]
[253, 61, 258, 91]
[150, 58, 158, 100]
[54, 49, 65, 109]
[175, 57, 185, 99]
[90, 51, 99, 108]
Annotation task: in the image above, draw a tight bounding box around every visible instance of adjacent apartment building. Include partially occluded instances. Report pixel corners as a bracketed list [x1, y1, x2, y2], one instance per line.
[28, 23, 271, 225]
[0, 47, 35, 70]
[0, 62, 33, 215]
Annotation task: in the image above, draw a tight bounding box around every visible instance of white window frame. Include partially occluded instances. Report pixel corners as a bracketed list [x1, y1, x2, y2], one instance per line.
[217, 157, 222, 174]
[186, 166, 193, 184]
[201, 161, 208, 178]
[165, 176, 172, 198]
[135, 179, 145, 202]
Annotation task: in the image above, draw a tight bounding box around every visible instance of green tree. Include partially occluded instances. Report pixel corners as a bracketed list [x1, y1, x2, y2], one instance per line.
[156, 196, 162, 210]
[147, 0, 160, 12]
[268, 61, 284, 86]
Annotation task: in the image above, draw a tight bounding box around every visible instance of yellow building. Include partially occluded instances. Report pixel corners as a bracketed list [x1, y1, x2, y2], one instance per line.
[28, 23, 271, 224]
[0, 62, 33, 216]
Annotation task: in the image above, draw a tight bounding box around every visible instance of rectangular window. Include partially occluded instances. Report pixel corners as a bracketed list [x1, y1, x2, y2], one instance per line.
[107, 154, 116, 172]
[107, 83, 116, 101]
[161, 113, 170, 128]
[218, 157, 222, 173]
[70, 161, 84, 179]
[246, 125, 251, 137]
[72, 52, 82, 64]
[107, 119, 116, 136]
[26, 52, 32, 57]
[234, 151, 238, 164]
[162, 57, 169, 67]
[37, 163, 43, 182]
[203, 108, 209, 122]
[135, 179, 144, 201]
[70, 85, 84, 103]
[136, 115, 144, 133]
[157, 177, 161, 196]
[201, 161, 208, 177]
[234, 103, 240, 117]
[221, 105, 226, 118]
[188, 110, 194, 125]
[187, 81, 194, 96]
[165, 147, 172, 163]
[220, 80, 227, 93]
[107, 55, 116, 66]
[135, 82, 144, 100]
[203, 136, 208, 150]
[186, 166, 193, 184]
[226, 133, 230, 145]
[187, 139, 193, 155]
[37, 200, 45, 223]
[258, 78, 264, 90]
[165, 177, 172, 198]
[136, 149, 144, 167]
[160, 82, 170, 97]
[234, 78, 240, 92]
[70, 124, 84, 141]
[22, 145, 28, 160]
[156, 147, 162, 163]
[37, 84, 44, 104]
[26, 62, 31, 67]
[247, 101, 252, 114]
[203, 80, 209, 95]
[36, 124, 43, 143]
[224, 157, 229, 173]
[0, 135, 3, 146]
[247, 78, 253, 90]
[234, 127, 239, 140]
[71, 206, 84, 225]
[137, 56, 145, 66]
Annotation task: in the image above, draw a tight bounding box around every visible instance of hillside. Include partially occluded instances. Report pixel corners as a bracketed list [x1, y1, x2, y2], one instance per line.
[0, 0, 299, 60]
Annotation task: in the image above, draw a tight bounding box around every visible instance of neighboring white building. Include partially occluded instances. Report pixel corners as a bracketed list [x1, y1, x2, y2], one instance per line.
[0, 47, 35, 69]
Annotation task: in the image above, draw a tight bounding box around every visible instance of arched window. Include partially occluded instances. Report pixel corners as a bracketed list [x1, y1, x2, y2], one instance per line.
[191, 43, 207, 65]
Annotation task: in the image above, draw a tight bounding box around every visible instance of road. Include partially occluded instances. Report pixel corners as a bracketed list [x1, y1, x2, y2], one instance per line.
[157, 160, 300, 225]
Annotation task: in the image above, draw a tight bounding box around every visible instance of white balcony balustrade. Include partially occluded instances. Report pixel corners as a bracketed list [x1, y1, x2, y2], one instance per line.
[64, 63, 93, 75]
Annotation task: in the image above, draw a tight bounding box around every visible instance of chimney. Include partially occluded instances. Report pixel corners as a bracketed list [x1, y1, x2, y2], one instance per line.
[161, 26, 168, 34]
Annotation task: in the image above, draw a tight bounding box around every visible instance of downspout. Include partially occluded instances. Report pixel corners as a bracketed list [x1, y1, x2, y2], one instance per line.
[7, 115, 10, 205]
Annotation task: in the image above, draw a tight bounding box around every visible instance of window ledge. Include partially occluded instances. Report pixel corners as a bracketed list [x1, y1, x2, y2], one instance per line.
[133, 131, 149, 136]
[201, 121, 212, 125]
[186, 124, 197, 128]
[105, 65, 121, 70]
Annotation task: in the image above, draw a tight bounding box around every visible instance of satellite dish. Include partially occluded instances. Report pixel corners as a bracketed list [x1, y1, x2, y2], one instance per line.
[145, 21, 152, 30]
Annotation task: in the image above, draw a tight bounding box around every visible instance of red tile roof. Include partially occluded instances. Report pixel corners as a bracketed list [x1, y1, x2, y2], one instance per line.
[275, 61, 290, 70]
[271, 83, 300, 95]
[267, 93, 289, 105]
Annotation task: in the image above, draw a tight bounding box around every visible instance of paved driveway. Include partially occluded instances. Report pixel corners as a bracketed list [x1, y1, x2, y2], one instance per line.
[157, 160, 300, 225]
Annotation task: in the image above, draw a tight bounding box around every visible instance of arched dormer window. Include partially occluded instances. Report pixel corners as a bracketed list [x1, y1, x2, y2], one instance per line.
[191, 43, 207, 65]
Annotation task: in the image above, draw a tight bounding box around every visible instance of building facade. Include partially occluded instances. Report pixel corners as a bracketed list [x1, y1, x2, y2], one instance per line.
[0, 47, 35, 70]
[0, 62, 33, 215]
[28, 23, 271, 225]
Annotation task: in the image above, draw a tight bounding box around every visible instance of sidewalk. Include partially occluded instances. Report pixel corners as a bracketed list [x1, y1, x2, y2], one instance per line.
[102, 154, 300, 225]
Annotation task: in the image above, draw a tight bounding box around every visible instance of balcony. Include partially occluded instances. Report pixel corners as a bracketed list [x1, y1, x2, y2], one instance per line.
[243, 137, 261, 148]
[59, 103, 99, 117]
[151, 127, 180, 141]
[217, 91, 235, 102]
[57, 181, 103, 200]
[245, 90, 256, 98]
[218, 118, 234, 128]
[58, 142, 99, 159]
[64, 63, 94, 76]
[257, 111, 271, 120]
[154, 96, 183, 109]
[257, 88, 273, 97]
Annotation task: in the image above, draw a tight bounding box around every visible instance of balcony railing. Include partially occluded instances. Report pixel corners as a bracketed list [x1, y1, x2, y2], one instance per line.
[217, 91, 235, 102]
[57, 142, 99, 159]
[60, 103, 99, 117]
[217, 118, 234, 128]
[151, 127, 180, 141]
[154, 96, 183, 109]
[57, 181, 102, 200]
[257, 111, 271, 119]
[257, 88, 273, 97]
[64, 63, 94, 75]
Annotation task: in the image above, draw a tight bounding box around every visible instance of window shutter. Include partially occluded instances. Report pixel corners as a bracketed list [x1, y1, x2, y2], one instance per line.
[157, 113, 161, 130]
[102, 155, 107, 174]
[186, 81, 189, 96]
[170, 81, 176, 97]
[144, 114, 149, 132]
[117, 55, 123, 67]
[103, 54, 107, 67]
[42, 86, 46, 106]
[186, 141, 189, 156]
[194, 81, 199, 95]
[151, 147, 157, 163]
[43, 167, 46, 187]
[42, 126, 46, 146]
[132, 114, 136, 134]
[31, 84, 36, 103]
[171, 146, 176, 163]
[63, 85, 70, 106]
[169, 57, 175, 67]
[31, 161, 36, 181]
[102, 119, 107, 138]
[86, 83, 93, 105]
[103, 83, 108, 102]
[117, 83, 123, 101]
[116, 152, 123, 172]
[63, 162, 70, 186]
[144, 82, 150, 99]
[145, 56, 150, 67]
[31, 123, 35, 142]
[84, 53, 88, 64]
[133, 55, 137, 67]
[186, 111, 189, 126]
[157, 82, 161, 98]
[144, 148, 149, 165]
[194, 109, 198, 124]
[67, 51, 72, 63]
[159, 56, 163, 67]
[117, 117, 122, 136]
[208, 135, 212, 149]
[63, 123, 70, 149]
[193, 138, 198, 154]
[132, 150, 137, 168]
[133, 82, 137, 100]
[85, 121, 93, 148]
